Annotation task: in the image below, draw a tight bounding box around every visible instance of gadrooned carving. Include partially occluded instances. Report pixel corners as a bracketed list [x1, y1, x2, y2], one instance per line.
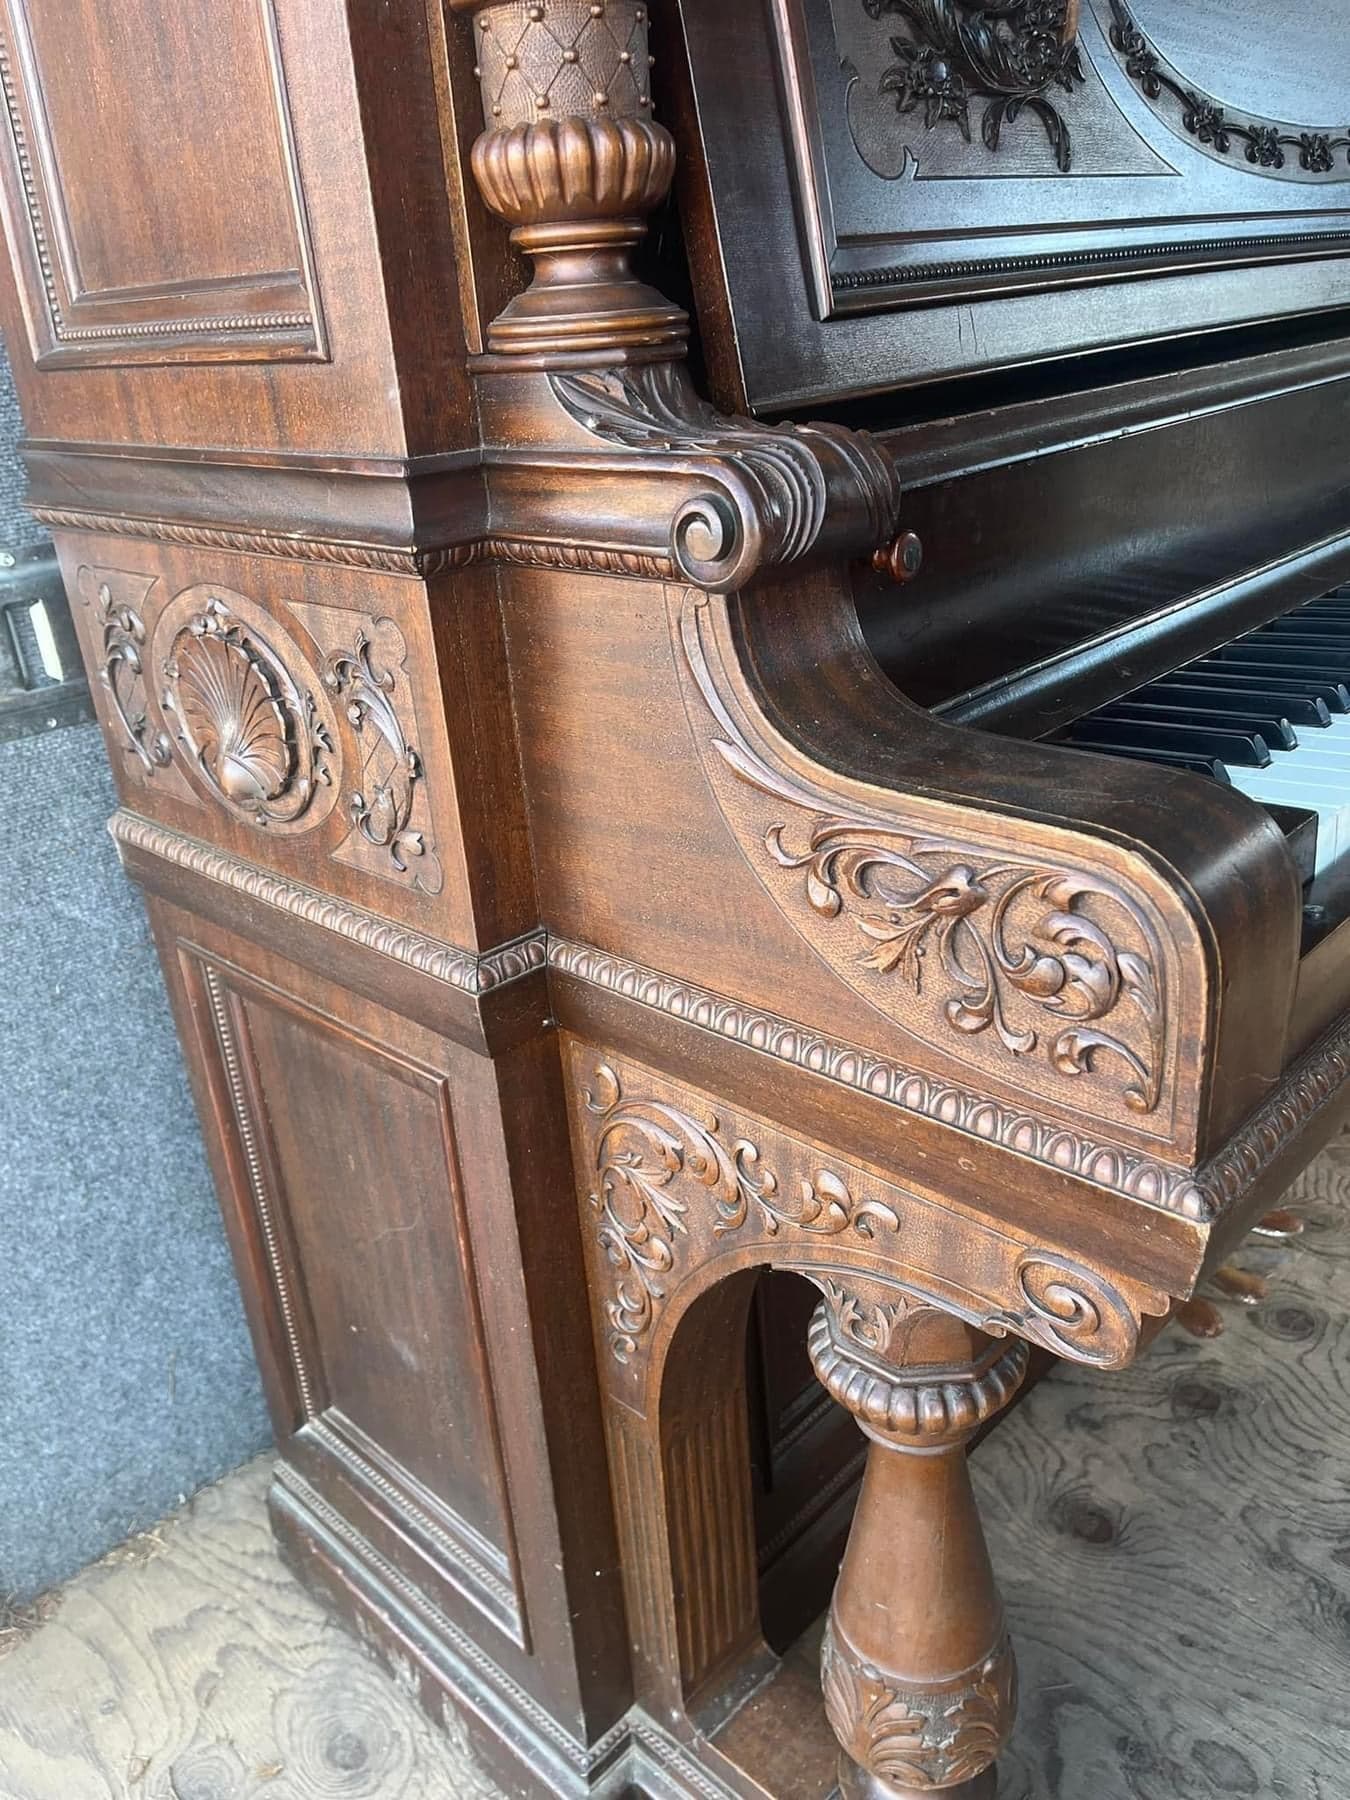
[822, 1616, 1016, 1791]
[1108, 3, 1350, 178]
[807, 1305, 1029, 1441]
[162, 596, 332, 828]
[864, 0, 1086, 173]
[324, 626, 441, 894]
[550, 937, 1211, 1220]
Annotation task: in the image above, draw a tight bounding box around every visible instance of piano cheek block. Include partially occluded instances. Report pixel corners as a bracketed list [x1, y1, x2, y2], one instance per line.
[18, 2, 1350, 1798]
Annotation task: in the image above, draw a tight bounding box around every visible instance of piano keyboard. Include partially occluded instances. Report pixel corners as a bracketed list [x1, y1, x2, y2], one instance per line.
[1062, 588, 1350, 882]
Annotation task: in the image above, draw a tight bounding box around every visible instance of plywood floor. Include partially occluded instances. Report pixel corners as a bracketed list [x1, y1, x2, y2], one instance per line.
[1, 1143, 1347, 1800]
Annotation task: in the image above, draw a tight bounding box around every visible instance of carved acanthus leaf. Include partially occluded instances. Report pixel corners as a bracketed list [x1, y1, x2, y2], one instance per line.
[822, 1617, 1015, 1788]
[582, 1063, 900, 1363]
[551, 362, 904, 591]
[324, 625, 441, 895]
[89, 581, 173, 774]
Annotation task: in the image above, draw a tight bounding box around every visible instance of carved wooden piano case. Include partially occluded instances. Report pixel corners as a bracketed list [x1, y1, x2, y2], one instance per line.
[5, 0, 1350, 1794]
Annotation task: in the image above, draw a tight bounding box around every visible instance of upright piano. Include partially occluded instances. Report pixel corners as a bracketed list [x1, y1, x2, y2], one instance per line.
[3, 0, 1348, 1793]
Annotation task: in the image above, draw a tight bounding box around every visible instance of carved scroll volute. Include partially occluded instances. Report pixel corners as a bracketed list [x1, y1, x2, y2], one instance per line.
[449, 0, 687, 358]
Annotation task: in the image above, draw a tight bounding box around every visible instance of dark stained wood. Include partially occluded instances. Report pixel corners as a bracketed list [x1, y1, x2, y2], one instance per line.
[4, 0, 1350, 1794]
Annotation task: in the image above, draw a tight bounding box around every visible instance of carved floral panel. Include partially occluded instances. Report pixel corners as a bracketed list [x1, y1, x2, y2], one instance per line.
[676, 592, 1182, 1141]
[563, 1040, 1168, 1402]
[318, 615, 444, 898]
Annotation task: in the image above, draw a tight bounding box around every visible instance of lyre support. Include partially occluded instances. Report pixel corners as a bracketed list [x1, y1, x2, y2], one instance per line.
[808, 1284, 1027, 1799]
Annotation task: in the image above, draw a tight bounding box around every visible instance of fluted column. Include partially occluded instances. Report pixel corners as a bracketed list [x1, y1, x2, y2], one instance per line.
[449, 0, 687, 359]
[808, 1285, 1027, 1799]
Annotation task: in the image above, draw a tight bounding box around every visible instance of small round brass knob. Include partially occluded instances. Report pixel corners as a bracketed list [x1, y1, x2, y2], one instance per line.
[872, 530, 923, 584]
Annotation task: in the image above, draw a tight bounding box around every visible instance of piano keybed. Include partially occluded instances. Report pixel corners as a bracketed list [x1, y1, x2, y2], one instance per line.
[1061, 587, 1350, 889]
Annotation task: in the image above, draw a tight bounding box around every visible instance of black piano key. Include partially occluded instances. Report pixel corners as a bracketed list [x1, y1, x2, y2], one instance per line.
[1066, 717, 1271, 767]
[1146, 676, 1335, 725]
[1058, 739, 1233, 781]
[1186, 658, 1350, 708]
[1245, 633, 1350, 662]
[1278, 599, 1350, 619]
[1204, 650, 1350, 695]
[1254, 616, 1350, 643]
[1100, 700, 1299, 752]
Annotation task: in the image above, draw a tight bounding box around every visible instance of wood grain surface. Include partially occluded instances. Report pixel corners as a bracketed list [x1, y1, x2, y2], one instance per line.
[1, 1139, 1346, 1800]
[0, 1458, 499, 1800]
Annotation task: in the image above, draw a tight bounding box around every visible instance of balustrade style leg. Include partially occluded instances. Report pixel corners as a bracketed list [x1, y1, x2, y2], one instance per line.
[807, 1290, 1028, 1799]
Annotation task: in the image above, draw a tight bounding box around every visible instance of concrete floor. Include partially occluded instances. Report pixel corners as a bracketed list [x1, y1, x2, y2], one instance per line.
[1, 1145, 1347, 1800]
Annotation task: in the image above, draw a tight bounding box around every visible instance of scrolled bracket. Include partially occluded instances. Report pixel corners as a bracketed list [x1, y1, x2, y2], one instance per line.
[551, 361, 906, 589]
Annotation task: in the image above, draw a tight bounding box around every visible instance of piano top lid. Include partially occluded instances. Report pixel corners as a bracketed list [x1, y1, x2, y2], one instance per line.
[664, 0, 1350, 413]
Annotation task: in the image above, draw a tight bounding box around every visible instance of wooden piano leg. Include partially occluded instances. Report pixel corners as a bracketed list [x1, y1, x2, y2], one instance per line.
[807, 1288, 1028, 1799]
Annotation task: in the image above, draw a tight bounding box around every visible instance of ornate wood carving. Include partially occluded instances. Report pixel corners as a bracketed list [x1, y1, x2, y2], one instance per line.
[583, 1061, 901, 1364]
[450, 0, 685, 358]
[821, 1618, 1016, 1793]
[809, 1303, 1022, 1796]
[162, 597, 333, 828]
[324, 626, 441, 892]
[548, 936, 1214, 1220]
[1108, 3, 1350, 179]
[865, 0, 1086, 172]
[766, 820, 1164, 1112]
[679, 592, 1174, 1131]
[111, 811, 545, 997]
[32, 506, 680, 581]
[82, 574, 173, 777]
[568, 1046, 1170, 1383]
[551, 363, 906, 591]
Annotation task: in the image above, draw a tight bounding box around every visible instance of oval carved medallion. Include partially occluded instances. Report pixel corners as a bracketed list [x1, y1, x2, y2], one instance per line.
[161, 594, 334, 828]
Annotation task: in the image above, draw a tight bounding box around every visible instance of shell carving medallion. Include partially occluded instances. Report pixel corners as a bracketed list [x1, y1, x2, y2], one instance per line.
[159, 592, 335, 830]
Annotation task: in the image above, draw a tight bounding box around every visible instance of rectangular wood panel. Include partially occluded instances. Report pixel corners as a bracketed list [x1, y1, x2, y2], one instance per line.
[184, 948, 525, 1645]
[0, 0, 324, 364]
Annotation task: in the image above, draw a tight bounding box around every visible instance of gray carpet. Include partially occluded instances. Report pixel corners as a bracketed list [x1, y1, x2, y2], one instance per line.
[0, 721, 271, 1602]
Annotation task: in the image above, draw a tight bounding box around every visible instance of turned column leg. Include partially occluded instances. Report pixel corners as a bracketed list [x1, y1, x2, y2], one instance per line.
[807, 1287, 1028, 1799]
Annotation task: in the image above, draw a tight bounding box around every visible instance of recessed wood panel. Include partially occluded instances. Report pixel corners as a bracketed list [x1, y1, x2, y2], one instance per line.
[0, 0, 324, 365]
[189, 953, 524, 1641]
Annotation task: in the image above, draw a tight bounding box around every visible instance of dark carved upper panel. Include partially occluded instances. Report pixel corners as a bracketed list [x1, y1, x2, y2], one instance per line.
[1107, 3, 1350, 181]
[673, 0, 1350, 402]
[0, 0, 325, 366]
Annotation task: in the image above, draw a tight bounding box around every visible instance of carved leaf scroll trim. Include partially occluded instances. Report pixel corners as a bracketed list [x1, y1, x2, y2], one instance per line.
[679, 596, 1167, 1115]
[584, 1064, 900, 1363]
[1109, 2, 1350, 178]
[89, 581, 173, 774]
[580, 1060, 1152, 1370]
[864, 0, 1087, 173]
[324, 627, 439, 892]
